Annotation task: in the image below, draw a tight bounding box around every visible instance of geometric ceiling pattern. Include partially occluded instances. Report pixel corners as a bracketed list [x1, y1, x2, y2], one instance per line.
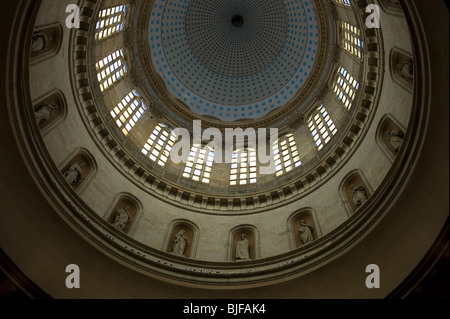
[149, 0, 319, 121]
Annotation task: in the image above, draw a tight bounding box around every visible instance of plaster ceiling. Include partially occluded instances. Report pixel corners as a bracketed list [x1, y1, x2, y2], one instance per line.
[149, 0, 319, 121]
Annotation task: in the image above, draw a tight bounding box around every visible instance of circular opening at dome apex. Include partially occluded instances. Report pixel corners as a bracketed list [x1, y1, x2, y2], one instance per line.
[231, 14, 244, 28]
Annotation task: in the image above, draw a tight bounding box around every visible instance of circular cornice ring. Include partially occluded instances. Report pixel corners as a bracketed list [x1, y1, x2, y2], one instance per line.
[132, 0, 331, 129]
[79, 0, 381, 214]
[6, 0, 431, 288]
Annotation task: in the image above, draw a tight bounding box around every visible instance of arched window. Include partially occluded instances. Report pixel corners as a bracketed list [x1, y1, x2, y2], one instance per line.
[95, 5, 127, 41]
[183, 145, 214, 184]
[332, 66, 359, 110]
[141, 124, 177, 167]
[308, 105, 338, 151]
[230, 149, 257, 186]
[340, 21, 363, 59]
[335, 0, 351, 6]
[272, 134, 302, 176]
[110, 90, 146, 136]
[96, 49, 127, 92]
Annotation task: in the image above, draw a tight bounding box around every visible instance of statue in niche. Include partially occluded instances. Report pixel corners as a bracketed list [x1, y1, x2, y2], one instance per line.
[112, 206, 131, 231]
[351, 184, 368, 208]
[31, 32, 51, 53]
[385, 0, 401, 7]
[172, 229, 188, 256]
[298, 220, 314, 245]
[387, 130, 404, 152]
[236, 233, 250, 261]
[397, 60, 414, 81]
[63, 161, 86, 186]
[34, 104, 59, 125]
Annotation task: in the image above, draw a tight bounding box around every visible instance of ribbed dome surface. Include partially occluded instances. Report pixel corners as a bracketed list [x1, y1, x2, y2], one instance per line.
[3, 0, 448, 301]
[149, 0, 319, 121]
[185, 0, 288, 77]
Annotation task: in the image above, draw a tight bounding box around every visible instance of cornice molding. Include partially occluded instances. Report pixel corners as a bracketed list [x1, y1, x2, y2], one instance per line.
[3, 0, 439, 291]
[66, 0, 388, 214]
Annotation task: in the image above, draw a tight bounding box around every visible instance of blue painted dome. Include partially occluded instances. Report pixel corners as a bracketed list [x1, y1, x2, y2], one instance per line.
[149, 0, 319, 121]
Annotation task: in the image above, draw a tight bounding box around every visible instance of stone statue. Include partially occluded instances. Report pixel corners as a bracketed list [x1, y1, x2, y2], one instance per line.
[63, 161, 86, 186]
[397, 60, 414, 80]
[172, 229, 188, 256]
[236, 233, 250, 261]
[387, 130, 404, 152]
[34, 104, 59, 125]
[31, 32, 51, 53]
[113, 206, 130, 231]
[298, 220, 314, 245]
[351, 184, 368, 208]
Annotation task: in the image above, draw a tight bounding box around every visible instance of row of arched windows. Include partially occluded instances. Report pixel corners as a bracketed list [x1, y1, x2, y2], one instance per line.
[29, 0, 409, 215]
[89, 2, 362, 185]
[137, 125, 306, 185]
[29, 1, 367, 187]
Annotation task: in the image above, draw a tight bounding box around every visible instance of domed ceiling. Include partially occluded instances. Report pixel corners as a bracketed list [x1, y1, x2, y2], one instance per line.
[2, 0, 448, 298]
[9, 0, 434, 290]
[79, 0, 344, 206]
[149, 0, 318, 121]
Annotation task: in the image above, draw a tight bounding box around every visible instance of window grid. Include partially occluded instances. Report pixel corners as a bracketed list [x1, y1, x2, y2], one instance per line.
[95, 5, 127, 41]
[272, 134, 302, 177]
[141, 124, 177, 167]
[332, 66, 359, 110]
[183, 145, 215, 184]
[96, 49, 127, 92]
[230, 149, 257, 186]
[308, 105, 338, 151]
[110, 90, 146, 136]
[341, 21, 363, 59]
[335, 0, 351, 6]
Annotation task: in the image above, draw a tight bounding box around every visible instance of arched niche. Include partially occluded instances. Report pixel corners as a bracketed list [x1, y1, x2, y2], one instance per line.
[287, 209, 322, 250]
[390, 48, 414, 93]
[228, 225, 259, 262]
[59, 148, 97, 194]
[32, 89, 67, 134]
[30, 24, 63, 64]
[379, 0, 404, 16]
[339, 170, 373, 215]
[376, 114, 406, 161]
[164, 220, 199, 259]
[105, 193, 142, 236]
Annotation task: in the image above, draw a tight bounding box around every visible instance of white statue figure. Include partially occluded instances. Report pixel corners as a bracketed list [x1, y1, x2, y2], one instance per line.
[236, 233, 250, 261]
[31, 32, 51, 53]
[63, 161, 86, 186]
[298, 220, 314, 245]
[35, 104, 58, 125]
[397, 60, 414, 80]
[387, 130, 404, 152]
[351, 184, 368, 208]
[113, 206, 130, 231]
[172, 229, 188, 256]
